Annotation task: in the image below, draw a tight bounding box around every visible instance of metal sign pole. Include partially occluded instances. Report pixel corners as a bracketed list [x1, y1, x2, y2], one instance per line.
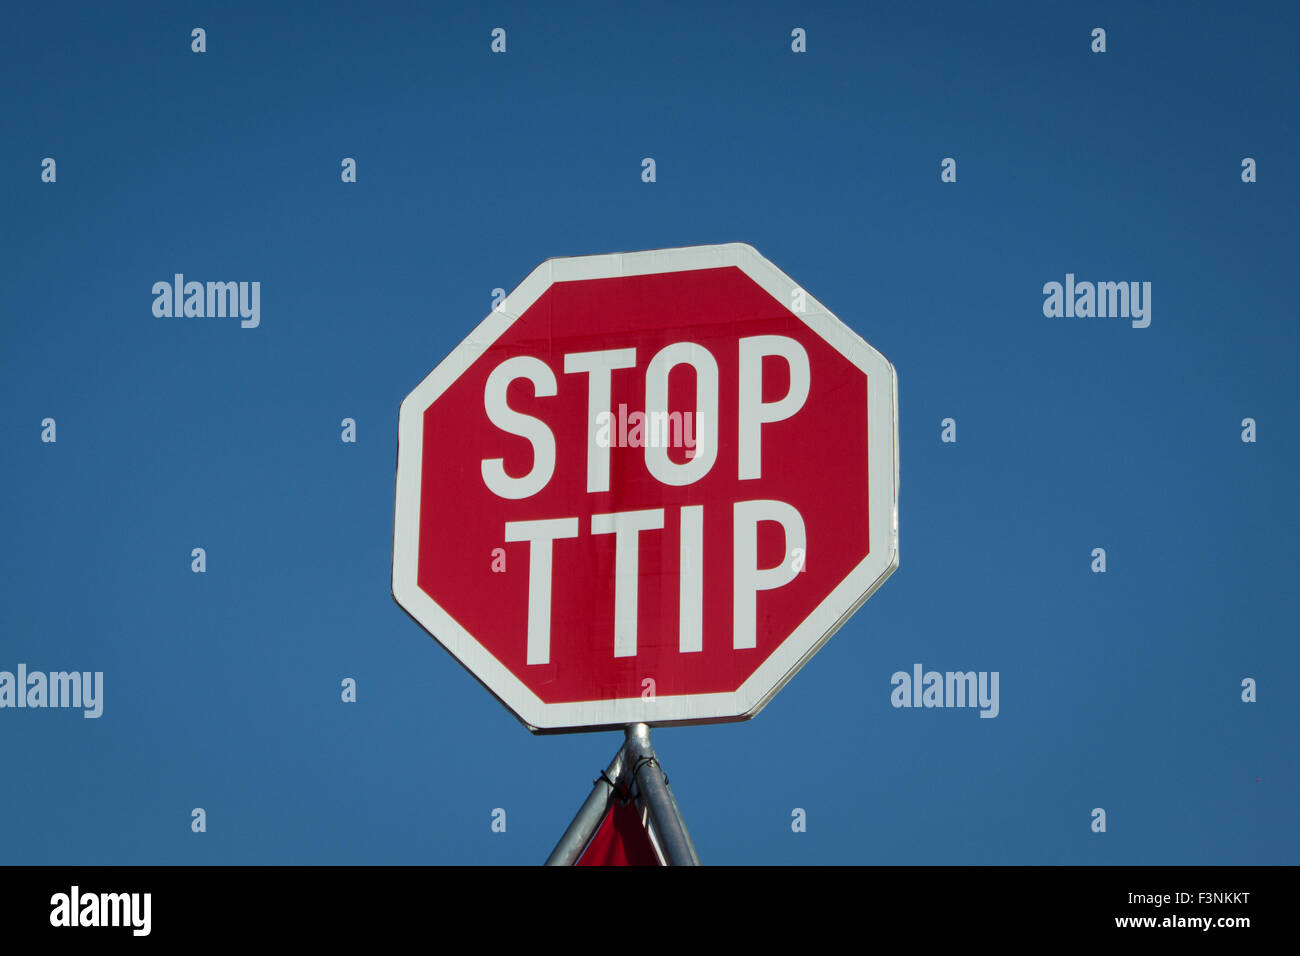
[662, 774, 702, 866]
[624, 723, 700, 866]
[544, 742, 626, 866]
[543, 723, 701, 866]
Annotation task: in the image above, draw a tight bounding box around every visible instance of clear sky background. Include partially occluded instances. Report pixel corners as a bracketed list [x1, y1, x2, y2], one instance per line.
[2, 1, 1296, 865]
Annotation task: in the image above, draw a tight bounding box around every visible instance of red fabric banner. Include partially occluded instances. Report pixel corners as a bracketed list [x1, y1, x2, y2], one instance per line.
[576, 800, 663, 866]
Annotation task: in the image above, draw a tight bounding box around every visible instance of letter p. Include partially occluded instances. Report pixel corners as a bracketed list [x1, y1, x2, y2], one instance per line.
[733, 500, 806, 649]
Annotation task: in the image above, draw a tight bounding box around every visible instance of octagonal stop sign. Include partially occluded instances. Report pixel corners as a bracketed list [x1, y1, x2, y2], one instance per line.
[393, 243, 898, 732]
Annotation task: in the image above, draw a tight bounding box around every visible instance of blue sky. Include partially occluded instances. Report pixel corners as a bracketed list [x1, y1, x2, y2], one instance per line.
[1, 0, 1296, 864]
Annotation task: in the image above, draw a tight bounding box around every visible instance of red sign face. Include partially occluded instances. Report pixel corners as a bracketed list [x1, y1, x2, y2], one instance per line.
[393, 244, 897, 732]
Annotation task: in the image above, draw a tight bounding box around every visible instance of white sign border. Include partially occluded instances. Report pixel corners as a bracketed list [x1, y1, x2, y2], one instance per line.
[393, 243, 899, 733]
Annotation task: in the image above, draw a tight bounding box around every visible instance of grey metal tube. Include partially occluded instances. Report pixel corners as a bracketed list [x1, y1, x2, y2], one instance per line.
[625, 723, 700, 866]
[663, 776, 702, 866]
[544, 742, 626, 865]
